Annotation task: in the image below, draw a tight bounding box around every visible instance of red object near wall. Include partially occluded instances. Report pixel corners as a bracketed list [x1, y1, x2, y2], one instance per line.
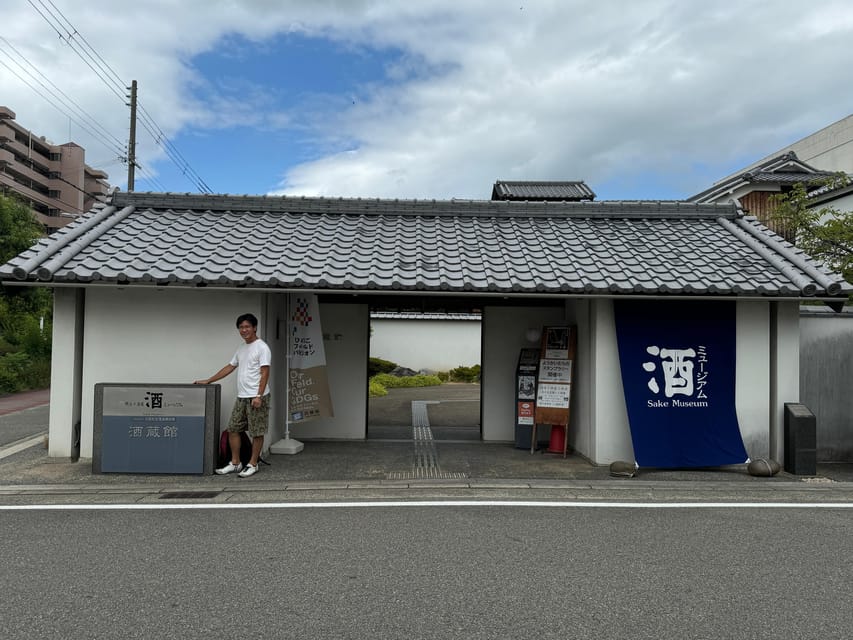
[547, 424, 566, 454]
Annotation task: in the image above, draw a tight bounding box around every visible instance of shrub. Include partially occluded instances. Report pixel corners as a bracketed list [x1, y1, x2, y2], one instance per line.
[0, 274, 52, 392]
[0, 351, 29, 393]
[368, 357, 398, 378]
[368, 378, 388, 397]
[449, 364, 481, 383]
[21, 354, 51, 389]
[370, 373, 443, 389]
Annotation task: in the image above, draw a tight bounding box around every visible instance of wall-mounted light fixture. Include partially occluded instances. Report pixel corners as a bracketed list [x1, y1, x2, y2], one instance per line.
[525, 327, 541, 344]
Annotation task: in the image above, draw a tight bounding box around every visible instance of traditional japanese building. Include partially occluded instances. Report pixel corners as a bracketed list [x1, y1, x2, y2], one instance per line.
[1, 190, 849, 467]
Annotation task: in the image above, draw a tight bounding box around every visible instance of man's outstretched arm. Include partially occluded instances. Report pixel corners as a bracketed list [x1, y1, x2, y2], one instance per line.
[194, 363, 236, 385]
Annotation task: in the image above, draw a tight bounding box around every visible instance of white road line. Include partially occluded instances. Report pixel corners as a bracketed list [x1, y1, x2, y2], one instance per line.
[2, 500, 853, 511]
[0, 433, 46, 461]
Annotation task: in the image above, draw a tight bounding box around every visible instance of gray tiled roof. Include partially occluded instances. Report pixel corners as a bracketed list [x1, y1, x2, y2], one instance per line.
[689, 151, 837, 203]
[746, 171, 836, 185]
[491, 180, 596, 201]
[1, 191, 850, 300]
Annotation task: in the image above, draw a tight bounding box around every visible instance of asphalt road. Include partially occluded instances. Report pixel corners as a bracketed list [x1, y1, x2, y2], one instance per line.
[0, 404, 48, 447]
[368, 382, 481, 440]
[2, 503, 852, 639]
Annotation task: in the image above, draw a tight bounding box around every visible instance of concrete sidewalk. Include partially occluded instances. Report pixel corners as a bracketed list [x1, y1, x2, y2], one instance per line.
[3, 435, 853, 505]
[0, 388, 50, 416]
[2, 386, 853, 503]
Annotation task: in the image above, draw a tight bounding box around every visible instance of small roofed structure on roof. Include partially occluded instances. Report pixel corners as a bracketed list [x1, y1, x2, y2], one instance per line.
[688, 151, 844, 237]
[491, 180, 595, 202]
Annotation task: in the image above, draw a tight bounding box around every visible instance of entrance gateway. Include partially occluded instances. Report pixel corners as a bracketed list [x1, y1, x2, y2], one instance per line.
[1, 191, 843, 466]
[367, 300, 483, 443]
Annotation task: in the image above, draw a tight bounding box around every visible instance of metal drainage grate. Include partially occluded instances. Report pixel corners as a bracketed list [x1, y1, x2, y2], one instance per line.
[388, 469, 468, 480]
[159, 491, 222, 500]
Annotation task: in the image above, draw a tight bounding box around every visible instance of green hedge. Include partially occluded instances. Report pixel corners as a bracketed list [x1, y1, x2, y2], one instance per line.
[368, 372, 443, 397]
[0, 293, 52, 393]
[0, 351, 50, 393]
[368, 379, 388, 397]
[449, 364, 481, 383]
[371, 373, 443, 388]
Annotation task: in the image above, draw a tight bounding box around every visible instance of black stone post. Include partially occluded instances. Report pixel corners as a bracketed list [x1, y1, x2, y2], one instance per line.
[784, 403, 817, 476]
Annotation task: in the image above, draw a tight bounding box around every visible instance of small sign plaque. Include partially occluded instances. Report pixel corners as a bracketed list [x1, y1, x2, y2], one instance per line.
[538, 359, 572, 383]
[517, 401, 535, 425]
[94, 384, 219, 475]
[536, 383, 571, 409]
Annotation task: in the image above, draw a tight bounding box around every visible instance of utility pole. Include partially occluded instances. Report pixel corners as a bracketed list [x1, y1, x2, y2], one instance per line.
[127, 80, 137, 191]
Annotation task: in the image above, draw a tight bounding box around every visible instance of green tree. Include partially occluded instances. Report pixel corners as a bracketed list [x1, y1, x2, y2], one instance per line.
[0, 193, 49, 316]
[768, 174, 853, 285]
[0, 192, 43, 264]
[0, 193, 52, 392]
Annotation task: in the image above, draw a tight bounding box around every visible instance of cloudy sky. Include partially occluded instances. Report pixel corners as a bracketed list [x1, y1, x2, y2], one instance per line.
[3, 0, 853, 201]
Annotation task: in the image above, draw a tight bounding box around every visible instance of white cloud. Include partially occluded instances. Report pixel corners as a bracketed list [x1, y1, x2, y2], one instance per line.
[3, 0, 853, 199]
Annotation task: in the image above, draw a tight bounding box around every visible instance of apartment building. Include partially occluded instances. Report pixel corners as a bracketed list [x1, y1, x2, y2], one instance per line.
[0, 105, 110, 232]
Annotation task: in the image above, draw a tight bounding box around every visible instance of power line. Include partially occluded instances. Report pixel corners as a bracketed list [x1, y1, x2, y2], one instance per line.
[0, 56, 126, 161]
[27, 0, 214, 194]
[26, 0, 127, 106]
[136, 106, 213, 193]
[134, 161, 169, 192]
[0, 37, 127, 159]
[0, 165, 101, 214]
[41, 0, 126, 89]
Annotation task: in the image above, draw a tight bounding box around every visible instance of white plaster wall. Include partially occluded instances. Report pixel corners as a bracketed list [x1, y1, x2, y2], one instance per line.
[289, 302, 369, 440]
[63, 287, 790, 464]
[736, 302, 771, 459]
[815, 191, 853, 214]
[48, 287, 83, 457]
[370, 319, 481, 371]
[770, 302, 800, 462]
[79, 288, 265, 458]
[480, 304, 567, 442]
[588, 299, 633, 464]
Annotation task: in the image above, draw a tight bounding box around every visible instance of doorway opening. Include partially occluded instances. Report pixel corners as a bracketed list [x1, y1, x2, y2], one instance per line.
[367, 304, 482, 442]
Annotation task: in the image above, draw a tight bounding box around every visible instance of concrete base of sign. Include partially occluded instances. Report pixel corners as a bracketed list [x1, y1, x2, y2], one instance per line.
[270, 436, 304, 455]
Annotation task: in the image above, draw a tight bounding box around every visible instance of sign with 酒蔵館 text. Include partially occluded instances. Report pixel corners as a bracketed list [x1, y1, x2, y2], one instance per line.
[94, 384, 218, 474]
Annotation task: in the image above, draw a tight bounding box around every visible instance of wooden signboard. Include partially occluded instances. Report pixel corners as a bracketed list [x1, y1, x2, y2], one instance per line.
[534, 326, 576, 427]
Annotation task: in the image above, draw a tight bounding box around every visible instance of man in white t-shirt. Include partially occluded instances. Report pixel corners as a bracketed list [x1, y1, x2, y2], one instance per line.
[194, 313, 271, 478]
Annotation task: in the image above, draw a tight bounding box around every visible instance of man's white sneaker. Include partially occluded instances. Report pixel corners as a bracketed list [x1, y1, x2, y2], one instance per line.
[238, 463, 259, 478]
[215, 461, 243, 475]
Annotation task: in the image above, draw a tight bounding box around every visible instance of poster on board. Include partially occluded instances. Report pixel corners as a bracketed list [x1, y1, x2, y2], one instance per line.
[534, 326, 575, 426]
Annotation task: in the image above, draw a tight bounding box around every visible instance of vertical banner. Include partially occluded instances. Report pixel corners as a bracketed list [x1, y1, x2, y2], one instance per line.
[614, 300, 748, 468]
[288, 294, 334, 422]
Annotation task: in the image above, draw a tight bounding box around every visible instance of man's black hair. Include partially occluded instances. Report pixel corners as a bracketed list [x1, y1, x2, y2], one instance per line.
[236, 313, 258, 328]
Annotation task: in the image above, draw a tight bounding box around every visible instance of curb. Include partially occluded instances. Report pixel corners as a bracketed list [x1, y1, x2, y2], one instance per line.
[3, 476, 853, 501]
